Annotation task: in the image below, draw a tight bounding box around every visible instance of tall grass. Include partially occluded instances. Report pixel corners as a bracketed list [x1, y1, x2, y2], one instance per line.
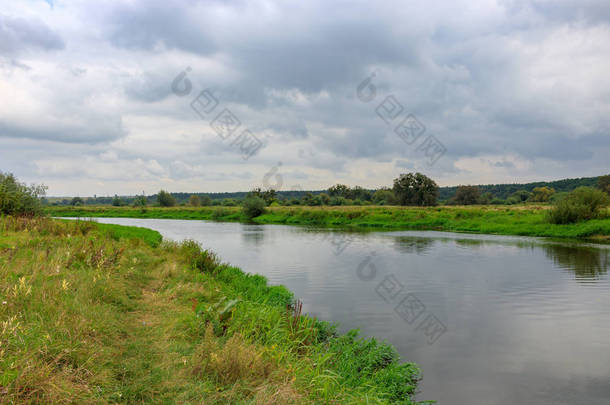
[0, 217, 423, 404]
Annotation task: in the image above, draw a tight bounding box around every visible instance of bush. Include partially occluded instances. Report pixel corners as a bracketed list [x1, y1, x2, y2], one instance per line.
[242, 196, 266, 219]
[132, 195, 147, 207]
[71, 197, 84, 206]
[0, 172, 46, 216]
[529, 186, 555, 202]
[157, 190, 176, 207]
[189, 195, 201, 207]
[547, 187, 609, 224]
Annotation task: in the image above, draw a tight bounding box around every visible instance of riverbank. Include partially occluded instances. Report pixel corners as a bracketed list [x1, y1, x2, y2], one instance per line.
[46, 205, 610, 240]
[0, 216, 422, 404]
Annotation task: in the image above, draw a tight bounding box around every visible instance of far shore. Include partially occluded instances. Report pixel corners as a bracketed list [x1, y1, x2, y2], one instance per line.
[46, 204, 610, 241]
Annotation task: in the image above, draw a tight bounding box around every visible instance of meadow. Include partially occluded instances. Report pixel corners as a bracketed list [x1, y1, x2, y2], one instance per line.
[0, 216, 423, 404]
[46, 204, 610, 240]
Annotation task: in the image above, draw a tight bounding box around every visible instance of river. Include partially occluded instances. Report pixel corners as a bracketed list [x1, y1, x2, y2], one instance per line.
[81, 217, 610, 405]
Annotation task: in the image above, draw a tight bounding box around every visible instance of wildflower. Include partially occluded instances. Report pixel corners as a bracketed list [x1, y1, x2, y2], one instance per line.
[61, 279, 70, 291]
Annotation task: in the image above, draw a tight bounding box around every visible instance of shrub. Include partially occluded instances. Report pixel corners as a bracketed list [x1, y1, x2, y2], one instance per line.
[132, 195, 147, 207]
[221, 198, 237, 207]
[547, 187, 609, 224]
[180, 240, 221, 272]
[189, 195, 201, 207]
[157, 190, 176, 207]
[0, 172, 46, 216]
[242, 196, 266, 219]
[70, 196, 84, 206]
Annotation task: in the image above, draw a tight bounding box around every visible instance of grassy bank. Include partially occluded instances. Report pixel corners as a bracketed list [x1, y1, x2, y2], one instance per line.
[0, 216, 423, 404]
[46, 205, 610, 239]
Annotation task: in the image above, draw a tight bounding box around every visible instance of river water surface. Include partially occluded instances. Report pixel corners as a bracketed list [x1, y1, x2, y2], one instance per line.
[80, 217, 610, 405]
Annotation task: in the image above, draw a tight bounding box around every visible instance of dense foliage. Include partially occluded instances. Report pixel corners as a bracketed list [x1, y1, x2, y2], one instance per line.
[44, 175, 608, 208]
[438, 175, 599, 201]
[0, 172, 46, 216]
[157, 189, 177, 207]
[189, 194, 201, 206]
[547, 187, 609, 224]
[598, 175, 610, 195]
[450, 185, 480, 205]
[393, 173, 439, 206]
[242, 195, 266, 219]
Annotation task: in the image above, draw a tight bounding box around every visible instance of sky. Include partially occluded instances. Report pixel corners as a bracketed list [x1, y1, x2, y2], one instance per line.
[1, 0, 609, 196]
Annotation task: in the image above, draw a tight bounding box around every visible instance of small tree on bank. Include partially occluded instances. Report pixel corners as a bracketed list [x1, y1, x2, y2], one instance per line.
[393, 173, 439, 206]
[189, 195, 201, 207]
[71, 197, 84, 206]
[242, 195, 266, 219]
[0, 172, 47, 216]
[548, 187, 609, 224]
[157, 190, 176, 207]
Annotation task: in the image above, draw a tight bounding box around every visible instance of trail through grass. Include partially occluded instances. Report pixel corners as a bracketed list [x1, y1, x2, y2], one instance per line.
[0, 216, 423, 404]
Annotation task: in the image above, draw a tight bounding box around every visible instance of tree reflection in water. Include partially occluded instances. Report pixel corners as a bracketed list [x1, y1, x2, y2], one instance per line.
[543, 244, 609, 279]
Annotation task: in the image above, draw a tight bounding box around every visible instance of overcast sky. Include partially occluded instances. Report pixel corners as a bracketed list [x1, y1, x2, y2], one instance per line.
[1, 0, 609, 196]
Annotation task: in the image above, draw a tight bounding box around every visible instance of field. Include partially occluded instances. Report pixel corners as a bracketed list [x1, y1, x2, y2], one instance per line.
[46, 205, 610, 240]
[0, 216, 422, 404]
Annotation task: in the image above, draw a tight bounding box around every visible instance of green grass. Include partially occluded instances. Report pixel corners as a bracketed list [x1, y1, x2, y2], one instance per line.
[46, 205, 610, 240]
[0, 216, 423, 404]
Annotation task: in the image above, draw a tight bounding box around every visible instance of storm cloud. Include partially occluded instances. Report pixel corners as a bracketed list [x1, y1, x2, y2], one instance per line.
[0, 0, 608, 195]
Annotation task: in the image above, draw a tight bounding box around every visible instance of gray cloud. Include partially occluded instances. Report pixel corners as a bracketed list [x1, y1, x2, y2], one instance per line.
[0, 13, 64, 55]
[1, 0, 609, 195]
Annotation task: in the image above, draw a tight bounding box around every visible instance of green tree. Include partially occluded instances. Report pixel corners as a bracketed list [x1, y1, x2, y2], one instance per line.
[548, 187, 609, 224]
[510, 190, 531, 203]
[0, 172, 47, 216]
[157, 190, 176, 207]
[392, 173, 439, 206]
[221, 198, 237, 206]
[349, 186, 372, 201]
[450, 185, 481, 205]
[189, 195, 201, 207]
[598, 174, 610, 195]
[112, 195, 123, 207]
[328, 184, 351, 198]
[319, 193, 331, 205]
[242, 195, 266, 219]
[372, 188, 397, 205]
[529, 186, 555, 202]
[200, 195, 212, 206]
[71, 197, 84, 206]
[479, 192, 493, 205]
[249, 188, 277, 205]
[133, 195, 147, 207]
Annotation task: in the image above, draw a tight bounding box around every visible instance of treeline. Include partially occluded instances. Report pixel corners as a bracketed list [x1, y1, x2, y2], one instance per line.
[46, 174, 608, 207]
[438, 176, 600, 200]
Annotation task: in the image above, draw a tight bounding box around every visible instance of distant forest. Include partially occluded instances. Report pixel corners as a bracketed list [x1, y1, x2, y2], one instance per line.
[47, 175, 603, 206]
